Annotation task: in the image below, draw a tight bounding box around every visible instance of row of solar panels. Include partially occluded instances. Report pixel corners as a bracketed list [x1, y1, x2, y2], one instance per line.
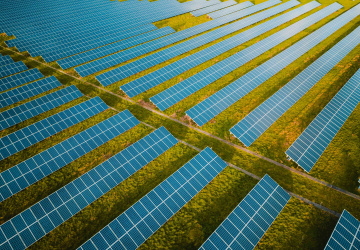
[63, 0, 360, 174]
[0, 64, 294, 249]
[1, 0, 255, 63]
[1, 59, 359, 250]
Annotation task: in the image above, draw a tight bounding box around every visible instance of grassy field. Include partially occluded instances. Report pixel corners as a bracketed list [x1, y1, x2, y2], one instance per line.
[1, 0, 360, 248]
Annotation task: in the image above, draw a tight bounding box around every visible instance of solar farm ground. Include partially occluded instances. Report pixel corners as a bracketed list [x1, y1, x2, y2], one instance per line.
[1, 0, 360, 249]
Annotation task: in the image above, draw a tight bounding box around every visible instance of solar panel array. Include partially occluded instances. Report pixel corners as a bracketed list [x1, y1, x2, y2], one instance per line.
[186, 2, 348, 127]
[79, 147, 227, 250]
[0, 108, 142, 203]
[286, 67, 360, 172]
[0, 76, 61, 109]
[209, 0, 259, 19]
[116, 1, 301, 93]
[40, 25, 158, 62]
[0, 68, 44, 92]
[0, 55, 14, 67]
[74, 0, 278, 78]
[200, 175, 290, 249]
[0, 97, 107, 161]
[0, 127, 178, 250]
[150, 1, 332, 110]
[191, 0, 237, 17]
[0, 85, 83, 131]
[126, 1, 317, 99]
[325, 210, 360, 250]
[0, 61, 28, 79]
[231, 20, 360, 148]
[57, 27, 175, 70]
[96, 0, 284, 87]
[3, 0, 219, 61]
[120, 0, 306, 98]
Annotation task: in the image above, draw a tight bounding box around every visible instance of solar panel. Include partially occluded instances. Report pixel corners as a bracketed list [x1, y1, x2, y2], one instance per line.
[7, 0, 218, 57]
[0, 127, 178, 250]
[114, 0, 301, 94]
[0, 85, 83, 131]
[57, 27, 175, 70]
[40, 25, 159, 62]
[325, 210, 360, 250]
[75, 1, 280, 78]
[150, 1, 337, 111]
[209, 1, 260, 19]
[191, 0, 237, 17]
[79, 147, 227, 250]
[19, 24, 157, 58]
[0, 109, 141, 203]
[0, 68, 44, 92]
[128, 0, 316, 99]
[286, 67, 360, 172]
[96, 0, 285, 87]
[0, 97, 107, 161]
[0, 76, 61, 109]
[231, 19, 360, 148]
[200, 174, 290, 249]
[0, 55, 14, 67]
[0, 61, 28, 78]
[186, 2, 349, 127]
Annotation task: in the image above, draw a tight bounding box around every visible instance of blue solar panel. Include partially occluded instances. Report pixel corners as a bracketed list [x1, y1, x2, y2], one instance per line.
[0, 68, 43, 92]
[79, 147, 227, 250]
[6, 0, 218, 57]
[0, 55, 14, 67]
[0, 85, 83, 131]
[231, 18, 360, 148]
[40, 25, 158, 62]
[75, 1, 281, 78]
[21, 24, 157, 57]
[191, 0, 237, 17]
[0, 97, 107, 161]
[0, 127, 178, 250]
[0, 109, 141, 203]
[96, 0, 286, 87]
[186, 2, 348, 127]
[286, 67, 360, 172]
[0, 61, 28, 78]
[0, 76, 61, 109]
[117, 0, 303, 97]
[325, 210, 360, 250]
[200, 175, 290, 249]
[57, 27, 175, 70]
[127, 0, 315, 99]
[209, 1, 260, 19]
[150, 1, 337, 111]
